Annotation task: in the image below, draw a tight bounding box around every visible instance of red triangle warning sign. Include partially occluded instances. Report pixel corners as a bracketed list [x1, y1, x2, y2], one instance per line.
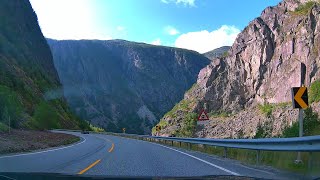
[198, 110, 209, 121]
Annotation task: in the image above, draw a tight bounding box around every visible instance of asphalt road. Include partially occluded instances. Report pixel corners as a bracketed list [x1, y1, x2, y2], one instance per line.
[0, 131, 300, 179]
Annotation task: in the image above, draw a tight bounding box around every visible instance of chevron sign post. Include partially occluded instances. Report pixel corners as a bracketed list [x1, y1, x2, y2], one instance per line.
[291, 87, 308, 109]
[291, 86, 309, 164]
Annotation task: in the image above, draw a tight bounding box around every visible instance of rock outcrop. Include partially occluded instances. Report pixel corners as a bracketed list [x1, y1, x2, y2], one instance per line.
[157, 0, 320, 138]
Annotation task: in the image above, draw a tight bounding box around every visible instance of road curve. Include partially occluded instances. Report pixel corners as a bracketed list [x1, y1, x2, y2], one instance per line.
[0, 131, 298, 179]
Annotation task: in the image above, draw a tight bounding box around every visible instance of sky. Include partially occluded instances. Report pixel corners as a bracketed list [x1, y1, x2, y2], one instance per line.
[30, 0, 281, 53]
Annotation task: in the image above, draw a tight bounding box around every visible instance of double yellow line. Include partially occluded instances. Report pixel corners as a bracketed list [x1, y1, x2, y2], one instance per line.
[78, 137, 115, 175]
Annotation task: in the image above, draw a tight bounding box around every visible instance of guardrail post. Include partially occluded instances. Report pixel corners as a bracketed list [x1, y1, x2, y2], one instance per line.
[179, 142, 181, 147]
[188, 143, 191, 150]
[256, 150, 261, 165]
[171, 141, 173, 146]
[203, 144, 207, 152]
[223, 147, 227, 158]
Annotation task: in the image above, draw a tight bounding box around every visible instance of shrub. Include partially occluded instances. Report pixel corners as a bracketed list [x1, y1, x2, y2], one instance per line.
[258, 104, 274, 117]
[303, 108, 319, 135]
[90, 124, 105, 132]
[222, 51, 228, 58]
[282, 121, 299, 138]
[255, 125, 265, 138]
[282, 108, 319, 137]
[309, 80, 320, 103]
[176, 113, 197, 137]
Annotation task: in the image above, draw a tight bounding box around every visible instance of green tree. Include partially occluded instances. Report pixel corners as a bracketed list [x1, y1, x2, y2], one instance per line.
[78, 119, 90, 131]
[0, 85, 22, 128]
[33, 101, 60, 130]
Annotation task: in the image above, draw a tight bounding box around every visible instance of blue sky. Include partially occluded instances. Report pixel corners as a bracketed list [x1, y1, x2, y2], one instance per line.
[30, 0, 281, 53]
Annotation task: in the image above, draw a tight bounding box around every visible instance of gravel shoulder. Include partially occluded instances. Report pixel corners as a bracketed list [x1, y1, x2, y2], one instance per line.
[0, 130, 80, 154]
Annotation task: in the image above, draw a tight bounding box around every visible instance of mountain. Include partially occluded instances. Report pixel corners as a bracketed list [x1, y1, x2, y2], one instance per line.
[0, 0, 88, 131]
[156, 0, 320, 138]
[203, 46, 230, 60]
[47, 39, 210, 134]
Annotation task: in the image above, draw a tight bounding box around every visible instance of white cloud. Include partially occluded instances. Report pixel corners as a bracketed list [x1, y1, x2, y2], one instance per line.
[151, 38, 162, 45]
[164, 26, 180, 35]
[117, 26, 125, 31]
[161, 0, 196, 7]
[30, 0, 112, 40]
[175, 25, 240, 53]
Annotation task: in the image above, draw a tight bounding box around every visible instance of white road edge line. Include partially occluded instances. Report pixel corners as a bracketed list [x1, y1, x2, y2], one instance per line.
[156, 143, 240, 176]
[0, 137, 86, 159]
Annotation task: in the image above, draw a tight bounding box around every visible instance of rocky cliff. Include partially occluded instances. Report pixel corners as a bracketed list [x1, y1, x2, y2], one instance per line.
[47, 39, 210, 134]
[156, 0, 320, 138]
[0, 0, 87, 130]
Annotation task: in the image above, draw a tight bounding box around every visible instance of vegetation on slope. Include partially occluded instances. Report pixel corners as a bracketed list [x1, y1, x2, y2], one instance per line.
[175, 113, 198, 137]
[291, 1, 319, 15]
[282, 107, 320, 137]
[310, 80, 320, 103]
[0, 0, 91, 132]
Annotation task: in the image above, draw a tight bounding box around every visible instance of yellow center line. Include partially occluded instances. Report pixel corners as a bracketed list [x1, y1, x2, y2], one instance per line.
[93, 135, 115, 153]
[78, 159, 101, 175]
[108, 143, 115, 152]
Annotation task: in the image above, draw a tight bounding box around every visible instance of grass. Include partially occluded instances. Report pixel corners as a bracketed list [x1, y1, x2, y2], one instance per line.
[310, 80, 320, 103]
[164, 99, 192, 118]
[152, 120, 168, 134]
[222, 51, 228, 58]
[208, 111, 230, 118]
[258, 104, 274, 117]
[291, 1, 318, 15]
[257, 102, 291, 117]
[62, 136, 80, 145]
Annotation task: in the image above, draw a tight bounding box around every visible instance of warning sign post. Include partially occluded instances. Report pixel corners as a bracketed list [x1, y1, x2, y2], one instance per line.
[197, 109, 210, 125]
[198, 110, 209, 121]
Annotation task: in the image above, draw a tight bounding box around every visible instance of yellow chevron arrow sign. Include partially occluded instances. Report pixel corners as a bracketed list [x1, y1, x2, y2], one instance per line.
[292, 87, 308, 109]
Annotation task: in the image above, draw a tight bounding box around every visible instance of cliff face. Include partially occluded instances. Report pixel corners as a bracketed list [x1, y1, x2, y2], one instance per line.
[48, 39, 210, 134]
[0, 0, 85, 130]
[157, 0, 320, 138]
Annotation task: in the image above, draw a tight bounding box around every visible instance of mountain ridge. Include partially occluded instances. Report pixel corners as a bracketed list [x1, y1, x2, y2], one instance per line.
[48, 39, 211, 134]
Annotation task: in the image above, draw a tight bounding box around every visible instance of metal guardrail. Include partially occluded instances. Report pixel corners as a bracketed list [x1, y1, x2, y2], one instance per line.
[53, 129, 320, 152]
[53, 129, 320, 165]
